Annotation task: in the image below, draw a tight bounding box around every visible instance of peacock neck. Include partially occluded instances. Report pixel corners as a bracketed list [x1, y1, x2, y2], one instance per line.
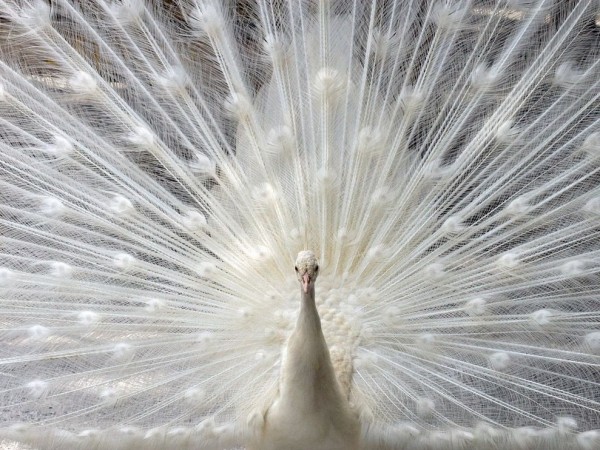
[263, 281, 360, 448]
[275, 282, 337, 411]
[298, 284, 322, 334]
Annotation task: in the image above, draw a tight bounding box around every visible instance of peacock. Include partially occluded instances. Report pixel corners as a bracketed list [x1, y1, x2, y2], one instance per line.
[1, 0, 599, 448]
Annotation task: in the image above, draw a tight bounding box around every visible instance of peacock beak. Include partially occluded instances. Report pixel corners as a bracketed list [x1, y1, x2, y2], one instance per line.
[302, 273, 311, 293]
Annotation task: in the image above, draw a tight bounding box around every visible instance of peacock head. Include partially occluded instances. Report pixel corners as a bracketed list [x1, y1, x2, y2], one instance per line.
[295, 250, 319, 293]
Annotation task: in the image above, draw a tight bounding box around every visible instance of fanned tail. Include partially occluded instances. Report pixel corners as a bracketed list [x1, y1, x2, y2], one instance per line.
[1, 1, 600, 449]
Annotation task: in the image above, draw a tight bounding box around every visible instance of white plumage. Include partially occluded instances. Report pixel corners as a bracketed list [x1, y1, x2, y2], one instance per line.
[0, 0, 599, 449]
[250, 250, 360, 450]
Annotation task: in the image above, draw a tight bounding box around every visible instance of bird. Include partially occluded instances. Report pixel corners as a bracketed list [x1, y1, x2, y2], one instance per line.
[248, 250, 360, 450]
[0, 0, 599, 449]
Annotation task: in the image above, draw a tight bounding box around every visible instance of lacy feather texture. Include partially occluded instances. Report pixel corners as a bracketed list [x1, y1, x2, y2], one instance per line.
[0, 1, 599, 449]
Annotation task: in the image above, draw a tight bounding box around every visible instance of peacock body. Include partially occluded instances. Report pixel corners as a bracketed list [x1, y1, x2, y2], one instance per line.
[0, 0, 599, 449]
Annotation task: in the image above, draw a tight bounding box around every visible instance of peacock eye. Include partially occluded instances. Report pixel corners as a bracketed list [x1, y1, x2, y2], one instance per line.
[315, 265, 319, 272]
[294, 266, 298, 272]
